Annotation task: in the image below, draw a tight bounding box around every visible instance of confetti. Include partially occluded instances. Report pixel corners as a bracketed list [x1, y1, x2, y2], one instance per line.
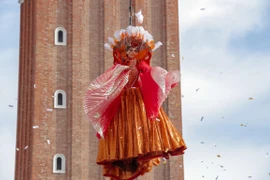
[8, 105, 14, 108]
[200, 8, 206, 10]
[47, 140, 50, 144]
[201, 142, 204, 144]
[162, 157, 167, 164]
[182, 95, 184, 98]
[172, 54, 175, 57]
[240, 124, 244, 126]
[24, 146, 28, 150]
[180, 164, 182, 168]
[249, 97, 253, 100]
[266, 152, 269, 158]
[34, 84, 36, 88]
[156, 118, 160, 122]
[216, 176, 219, 180]
[182, 56, 184, 60]
[138, 127, 142, 130]
[217, 154, 221, 158]
[201, 160, 204, 163]
[200, 116, 204, 121]
[196, 88, 200, 92]
[46, 109, 53, 112]
[248, 176, 252, 178]
[16, 148, 19, 151]
[33, 126, 39, 129]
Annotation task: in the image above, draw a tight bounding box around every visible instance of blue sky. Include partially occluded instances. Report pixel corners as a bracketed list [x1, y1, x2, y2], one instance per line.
[1, 0, 270, 180]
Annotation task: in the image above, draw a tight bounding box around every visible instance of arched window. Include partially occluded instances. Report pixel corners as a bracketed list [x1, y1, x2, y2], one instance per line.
[58, 30, 63, 43]
[57, 157, 62, 170]
[58, 93, 63, 105]
[53, 154, 66, 173]
[55, 27, 67, 46]
[54, 90, 66, 109]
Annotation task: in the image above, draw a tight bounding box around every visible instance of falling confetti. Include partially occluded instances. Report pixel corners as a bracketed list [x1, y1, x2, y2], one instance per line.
[200, 8, 206, 10]
[33, 126, 39, 129]
[200, 116, 204, 121]
[217, 154, 221, 158]
[156, 118, 160, 122]
[216, 176, 219, 180]
[248, 176, 252, 178]
[172, 54, 175, 57]
[138, 127, 142, 130]
[135, 10, 144, 24]
[201, 142, 204, 144]
[182, 56, 184, 60]
[201, 160, 204, 163]
[24, 146, 28, 150]
[34, 84, 36, 88]
[266, 152, 269, 158]
[240, 124, 244, 126]
[16, 148, 19, 151]
[162, 157, 167, 164]
[8, 105, 14, 108]
[220, 72, 223, 74]
[180, 164, 182, 168]
[47, 140, 50, 144]
[46, 109, 53, 112]
[182, 95, 184, 98]
[196, 88, 200, 92]
[249, 97, 253, 100]
[214, 144, 217, 147]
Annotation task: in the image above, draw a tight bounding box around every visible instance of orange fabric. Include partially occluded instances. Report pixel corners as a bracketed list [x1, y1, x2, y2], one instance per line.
[97, 88, 187, 180]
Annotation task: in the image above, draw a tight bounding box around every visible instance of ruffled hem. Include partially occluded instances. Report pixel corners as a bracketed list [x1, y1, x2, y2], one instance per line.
[96, 88, 186, 179]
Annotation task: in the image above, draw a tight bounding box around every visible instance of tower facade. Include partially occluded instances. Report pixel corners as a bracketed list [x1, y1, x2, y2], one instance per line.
[15, 0, 184, 180]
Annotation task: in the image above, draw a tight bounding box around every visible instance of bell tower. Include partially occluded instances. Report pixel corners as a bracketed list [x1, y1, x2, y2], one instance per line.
[15, 0, 184, 180]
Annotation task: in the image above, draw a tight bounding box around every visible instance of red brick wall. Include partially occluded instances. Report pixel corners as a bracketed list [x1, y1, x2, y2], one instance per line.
[15, 0, 183, 180]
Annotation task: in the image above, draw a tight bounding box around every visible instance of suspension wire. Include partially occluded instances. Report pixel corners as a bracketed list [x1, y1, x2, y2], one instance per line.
[129, 0, 133, 26]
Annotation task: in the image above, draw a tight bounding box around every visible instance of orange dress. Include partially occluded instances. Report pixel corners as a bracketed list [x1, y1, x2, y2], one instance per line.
[96, 62, 187, 180]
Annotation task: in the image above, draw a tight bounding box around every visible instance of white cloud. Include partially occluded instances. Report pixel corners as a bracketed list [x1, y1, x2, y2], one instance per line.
[184, 144, 270, 180]
[179, 0, 267, 35]
[179, 0, 270, 124]
[0, 126, 16, 180]
[179, 0, 270, 179]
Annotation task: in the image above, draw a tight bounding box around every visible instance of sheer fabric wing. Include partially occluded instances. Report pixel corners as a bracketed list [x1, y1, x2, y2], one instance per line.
[140, 67, 180, 119]
[84, 64, 130, 138]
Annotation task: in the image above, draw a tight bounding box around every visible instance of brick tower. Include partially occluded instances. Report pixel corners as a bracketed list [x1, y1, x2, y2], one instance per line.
[15, 0, 184, 180]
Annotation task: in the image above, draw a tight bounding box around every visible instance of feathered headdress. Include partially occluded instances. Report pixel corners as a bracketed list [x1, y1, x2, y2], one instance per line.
[104, 26, 163, 62]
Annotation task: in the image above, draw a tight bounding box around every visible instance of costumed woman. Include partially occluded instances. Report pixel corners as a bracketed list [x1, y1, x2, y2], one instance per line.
[84, 26, 187, 180]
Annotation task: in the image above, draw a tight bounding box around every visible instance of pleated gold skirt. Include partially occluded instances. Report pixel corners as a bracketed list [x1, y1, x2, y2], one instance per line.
[97, 87, 186, 180]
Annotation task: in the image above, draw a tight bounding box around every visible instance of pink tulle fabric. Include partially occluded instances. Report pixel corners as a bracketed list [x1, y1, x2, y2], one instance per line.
[140, 67, 180, 119]
[84, 64, 130, 138]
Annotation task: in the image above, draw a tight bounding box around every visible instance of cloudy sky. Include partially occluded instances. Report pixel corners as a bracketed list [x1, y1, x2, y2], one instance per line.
[0, 0, 270, 180]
